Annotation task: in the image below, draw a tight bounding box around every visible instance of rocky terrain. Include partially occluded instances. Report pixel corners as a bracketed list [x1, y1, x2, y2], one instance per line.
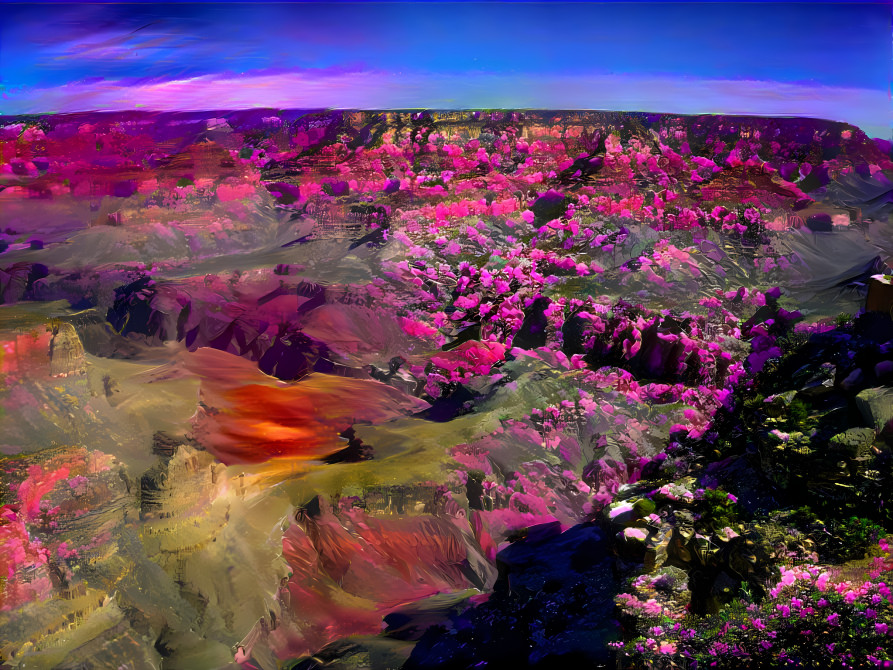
[1, 109, 892, 668]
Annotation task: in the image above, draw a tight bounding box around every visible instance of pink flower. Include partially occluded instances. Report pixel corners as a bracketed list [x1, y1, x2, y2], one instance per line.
[399, 317, 438, 339]
[827, 613, 839, 626]
[454, 293, 480, 310]
[642, 599, 663, 616]
[876, 623, 888, 635]
[444, 240, 462, 255]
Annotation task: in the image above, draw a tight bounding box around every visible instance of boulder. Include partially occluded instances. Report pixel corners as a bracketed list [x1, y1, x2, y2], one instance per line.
[829, 427, 876, 458]
[855, 387, 893, 432]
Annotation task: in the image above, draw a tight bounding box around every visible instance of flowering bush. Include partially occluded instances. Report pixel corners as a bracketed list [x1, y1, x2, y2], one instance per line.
[617, 551, 893, 668]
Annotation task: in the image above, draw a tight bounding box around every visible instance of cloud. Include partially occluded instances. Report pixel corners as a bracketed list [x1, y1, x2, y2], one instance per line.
[3, 70, 889, 139]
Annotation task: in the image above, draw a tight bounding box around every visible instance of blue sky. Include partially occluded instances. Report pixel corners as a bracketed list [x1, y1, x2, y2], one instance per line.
[2, 2, 890, 137]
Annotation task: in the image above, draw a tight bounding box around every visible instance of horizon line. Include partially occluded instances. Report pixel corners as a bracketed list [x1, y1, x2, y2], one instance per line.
[1, 107, 887, 141]
[3, 71, 888, 139]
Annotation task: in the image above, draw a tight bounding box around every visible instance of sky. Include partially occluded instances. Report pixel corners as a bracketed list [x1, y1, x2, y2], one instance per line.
[2, 2, 890, 137]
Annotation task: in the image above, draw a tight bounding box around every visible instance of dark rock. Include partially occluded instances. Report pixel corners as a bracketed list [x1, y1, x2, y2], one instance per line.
[418, 384, 476, 423]
[405, 522, 617, 669]
[513, 297, 550, 350]
[529, 189, 569, 224]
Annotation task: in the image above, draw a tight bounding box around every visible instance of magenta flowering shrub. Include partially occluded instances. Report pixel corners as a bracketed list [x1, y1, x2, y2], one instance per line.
[610, 306, 893, 668]
[617, 548, 893, 668]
